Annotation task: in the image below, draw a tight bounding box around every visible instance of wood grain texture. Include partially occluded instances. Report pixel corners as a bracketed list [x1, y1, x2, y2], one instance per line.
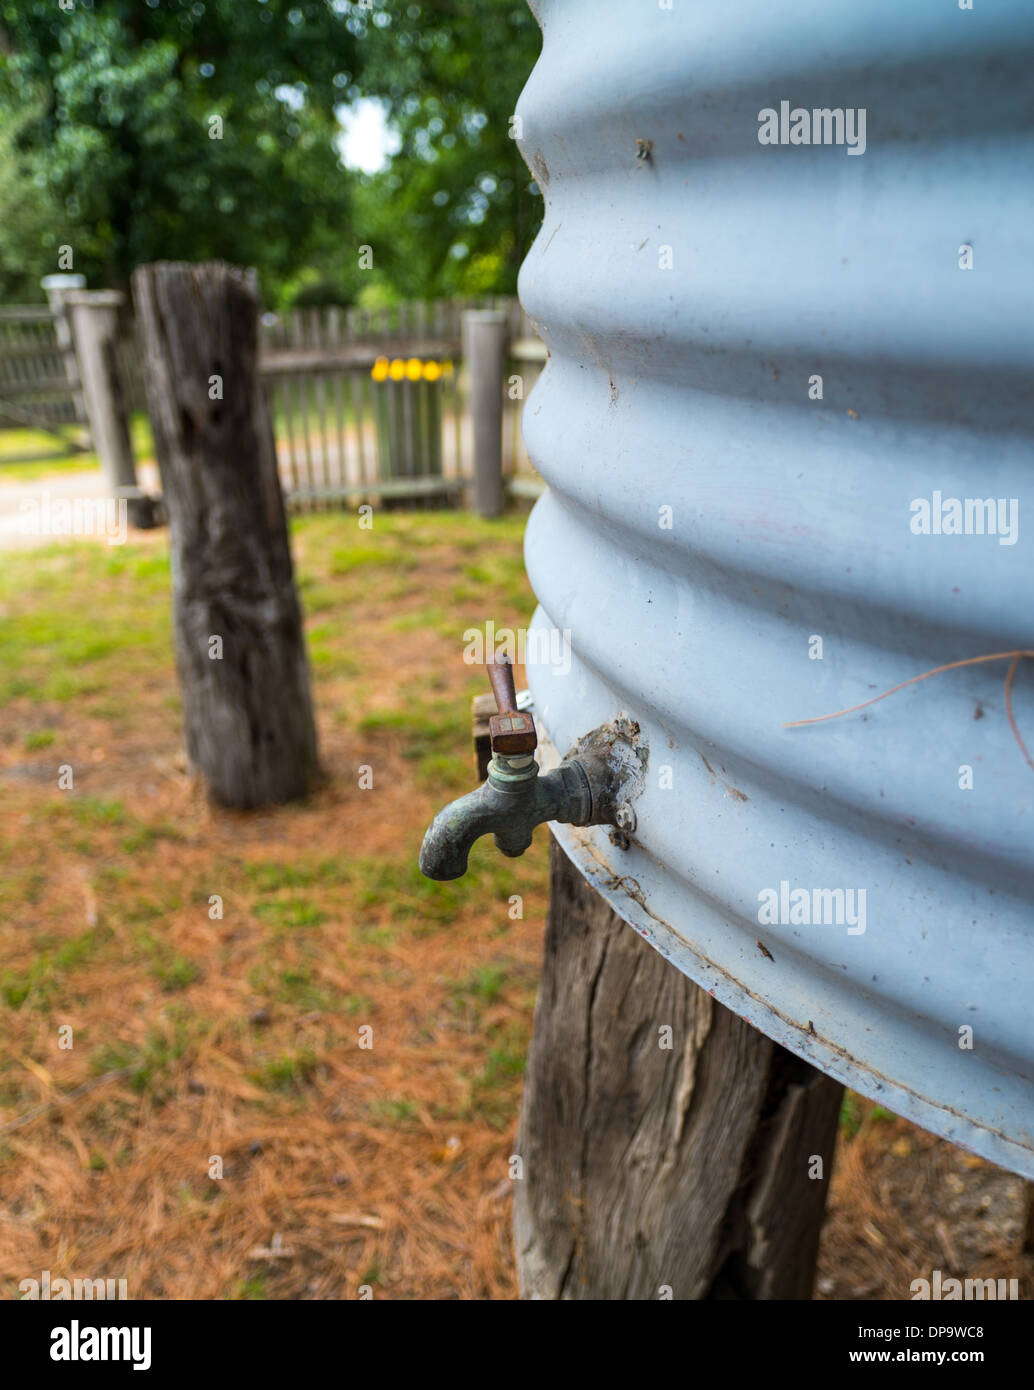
[132, 261, 318, 808]
[514, 837, 843, 1299]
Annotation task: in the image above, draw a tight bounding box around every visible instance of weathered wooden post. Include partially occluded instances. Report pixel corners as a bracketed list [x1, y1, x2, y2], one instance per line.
[463, 309, 506, 518]
[64, 289, 151, 523]
[132, 260, 318, 809]
[514, 841, 845, 1300]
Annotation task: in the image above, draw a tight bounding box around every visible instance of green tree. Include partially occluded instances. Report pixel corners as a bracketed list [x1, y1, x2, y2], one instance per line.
[354, 1, 542, 298]
[0, 0, 543, 306]
[0, 94, 63, 302]
[0, 0, 359, 304]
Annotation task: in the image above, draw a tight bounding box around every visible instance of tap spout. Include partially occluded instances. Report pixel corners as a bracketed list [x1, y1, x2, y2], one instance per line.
[419, 754, 592, 881]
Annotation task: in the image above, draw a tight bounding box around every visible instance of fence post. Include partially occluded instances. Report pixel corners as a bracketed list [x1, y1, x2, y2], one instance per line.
[463, 309, 507, 517]
[39, 273, 86, 424]
[63, 290, 150, 523]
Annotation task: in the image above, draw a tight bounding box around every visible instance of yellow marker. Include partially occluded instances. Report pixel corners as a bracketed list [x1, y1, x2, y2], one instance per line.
[406, 357, 423, 381]
[371, 356, 389, 382]
[388, 358, 406, 381]
[423, 361, 442, 382]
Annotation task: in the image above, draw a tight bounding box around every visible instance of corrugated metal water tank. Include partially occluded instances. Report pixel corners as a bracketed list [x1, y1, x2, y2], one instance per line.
[515, 0, 1034, 1175]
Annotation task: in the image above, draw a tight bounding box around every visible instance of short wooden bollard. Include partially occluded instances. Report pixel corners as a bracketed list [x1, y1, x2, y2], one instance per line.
[132, 260, 318, 809]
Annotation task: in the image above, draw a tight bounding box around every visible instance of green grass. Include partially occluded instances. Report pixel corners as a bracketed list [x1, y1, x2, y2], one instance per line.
[329, 543, 414, 576]
[230, 1273, 269, 1300]
[89, 1023, 196, 1098]
[475, 1045, 525, 1092]
[0, 426, 91, 478]
[239, 848, 522, 944]
[250, 1048, 318, 1094]
[460, 1032, 528, 1129]
[245, 837, 521, 936]
[449, 964, 508, 1007]
[70, 797, 127, 827]
[357, 702, 466, 755]
[839, 1092, 863, 1137]
[0, 510, 530, 705]
[1, 922, 112, 1010]
[133, 933, 202, 993]
[445, 964, 518, 1035]
[0, 868, 46, 911]
[0, 414, 153, 481]
[295, 579, 339, 615]
[244, 859, 349, 893]
[0, 514, 532, 749]
[119, 820, 184, 854]
[354, 693, 484, 793]
[154, 957, 202, 992]
[253, 897, 328, 930]
[248, 965, 336, 1013]
[0, 545, 171, 707]
[389, 603, 451, 634]
[308, 643, 360, 677]
[367, 1097, 419, 1126]
[124, 892, 182, 924]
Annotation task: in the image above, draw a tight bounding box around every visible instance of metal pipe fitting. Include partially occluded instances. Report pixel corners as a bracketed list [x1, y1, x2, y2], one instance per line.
[418, 669, 646, 881]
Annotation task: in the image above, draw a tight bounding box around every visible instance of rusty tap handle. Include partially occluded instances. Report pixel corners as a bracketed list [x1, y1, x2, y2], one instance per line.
[486, 653, 537, 756]
[487, 652, 520, 714]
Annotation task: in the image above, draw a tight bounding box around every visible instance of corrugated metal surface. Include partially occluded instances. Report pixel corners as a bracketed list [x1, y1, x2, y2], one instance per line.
[516, 0, 1034, 1175]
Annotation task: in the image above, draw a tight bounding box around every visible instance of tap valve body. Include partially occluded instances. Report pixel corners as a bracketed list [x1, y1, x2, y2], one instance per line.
[418, 654, 644, 881]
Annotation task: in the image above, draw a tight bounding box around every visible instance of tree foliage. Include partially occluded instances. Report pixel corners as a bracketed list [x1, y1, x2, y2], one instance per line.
[0, 0, 542, 306]
[354, 1, 542, 299]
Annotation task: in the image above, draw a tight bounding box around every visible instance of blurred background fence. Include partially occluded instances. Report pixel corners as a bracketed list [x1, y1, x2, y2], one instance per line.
[1, 290, 547, 513]
[0, 305, 88, 438]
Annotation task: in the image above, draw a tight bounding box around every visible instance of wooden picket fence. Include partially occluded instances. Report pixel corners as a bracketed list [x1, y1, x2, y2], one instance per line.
[2, 293, 548, 507]
[258, 299, 470, 508]
[0, 305, 86, 438]
[252, 296, 546, 508]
